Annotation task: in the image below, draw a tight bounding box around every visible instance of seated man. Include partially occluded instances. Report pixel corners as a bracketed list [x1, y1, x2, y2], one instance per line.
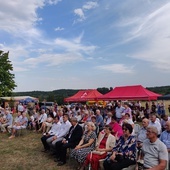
[35, 109, 47, 131]
[41, 116, 61, 152]
[142, 126, 168, 169]
[161, 114, 170, 131]
[149, 113, 162, 136]
[46, 114, 71, 152]
[54, 117, 83, 166]
[9, 112, 28, 139]
[160, 120, 170, 169]
[0, 109, 13, 133]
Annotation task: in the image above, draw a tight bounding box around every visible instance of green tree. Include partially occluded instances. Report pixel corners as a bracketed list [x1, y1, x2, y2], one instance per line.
[0, 51, 17, 96]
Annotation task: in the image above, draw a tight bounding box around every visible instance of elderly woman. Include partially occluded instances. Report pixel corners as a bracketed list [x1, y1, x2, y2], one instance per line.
[103, 123, 136, 170]
[80, 125, 115, 170]
[71, 122, 97, 169]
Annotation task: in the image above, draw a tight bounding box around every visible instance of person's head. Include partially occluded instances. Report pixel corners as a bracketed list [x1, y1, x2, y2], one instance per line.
[63, 114, 69, 122]
[57, 109, 63, 116]
[117, 102, 121, 108]
[107, 112, 112, 118]
[17, 111, 21, 117]
[150, 113, 157, 122]
[96, 109, 100, 115]
[41, 109, 45, 114]
[111, 115, 117, 122]
[84, 110, 89, 116]
[161, 114, 168, 121]
[54, 116, 59, 123]
[146, 126, 158, 141]
[142, 118, 149, 128]
[125, 113, 130, 119]
[104, 125, 112, 134]
[123, 103, 129, 108]
[5, 109, 10, 115]
[91, 115, 96, 123]
[122, 123, 133, 136]
[165, 121, 170, 132]
[22, 112, 26, 117]
[70, 117, 78, 126]
[87, 122, 96, 131]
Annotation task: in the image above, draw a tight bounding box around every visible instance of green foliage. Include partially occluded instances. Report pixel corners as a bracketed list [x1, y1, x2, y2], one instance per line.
[97, 87, 110, 94]
[0, 51, 17, 96]
[12, 86, 170, 105]
[147, 86, 170, 95]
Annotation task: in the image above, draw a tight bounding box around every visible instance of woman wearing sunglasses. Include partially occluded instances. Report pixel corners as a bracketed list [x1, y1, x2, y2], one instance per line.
[103, 123, 136, 170]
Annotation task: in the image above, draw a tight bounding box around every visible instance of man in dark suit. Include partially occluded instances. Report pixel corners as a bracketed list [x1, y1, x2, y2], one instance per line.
[54, 117, 83, 166]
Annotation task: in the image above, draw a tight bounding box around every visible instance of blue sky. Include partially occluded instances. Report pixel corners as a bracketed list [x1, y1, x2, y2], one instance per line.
[0, 0, 170, 92]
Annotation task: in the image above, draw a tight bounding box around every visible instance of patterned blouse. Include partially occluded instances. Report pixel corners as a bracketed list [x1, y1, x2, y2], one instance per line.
[112, 135, 136, 161]
[83, 131, 96, 148]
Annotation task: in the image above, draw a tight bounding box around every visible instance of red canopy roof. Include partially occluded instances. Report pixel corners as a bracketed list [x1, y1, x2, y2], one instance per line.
[98, 85, 161, 100]
[64, 89, 103, 102]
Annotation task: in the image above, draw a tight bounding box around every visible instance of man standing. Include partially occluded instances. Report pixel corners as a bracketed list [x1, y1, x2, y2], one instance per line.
[96, 109, 104, 131]
[54, 117, 83, 166]
[160, 120, 170, 169]
[115, 102, 124, 122]
[142, 126, 168, 169]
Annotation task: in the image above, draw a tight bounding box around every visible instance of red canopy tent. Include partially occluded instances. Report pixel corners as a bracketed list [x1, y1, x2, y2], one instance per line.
[64, 89, 103, 102]
[98, 85, 161, 100]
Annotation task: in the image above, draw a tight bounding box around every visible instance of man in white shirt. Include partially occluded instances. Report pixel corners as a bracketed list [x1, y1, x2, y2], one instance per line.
[47, 114, 71, 152]
[35, 109, 47, 131]
[41, 116, 61, 152]
[149, 113, 162, 135]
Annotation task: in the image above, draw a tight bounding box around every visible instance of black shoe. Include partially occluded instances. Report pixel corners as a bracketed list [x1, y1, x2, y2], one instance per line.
[41, 149, 48, 153]
[57, 162, 66, 166]
[54, 158, 61, 162]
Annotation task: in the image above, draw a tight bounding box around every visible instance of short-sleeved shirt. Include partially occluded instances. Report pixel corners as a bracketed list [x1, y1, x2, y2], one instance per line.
[142, 138, 168, 168]
[160, 130, 170, 149]
[137, 127, 147, 142]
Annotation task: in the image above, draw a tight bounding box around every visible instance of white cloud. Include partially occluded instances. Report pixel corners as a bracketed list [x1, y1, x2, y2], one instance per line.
[23, 52, 84, 67]
[0, 1, 44, 38]
[54, 37, 97, 54]
[74, 1, 98, 22]
[46, 0, 62, 5]
[127, 2, 170, 72]
[96, 64, 134, 74]
[54, 27, 64, 31]
[74, 8, 85, 21]
[83, 1, 98, 10]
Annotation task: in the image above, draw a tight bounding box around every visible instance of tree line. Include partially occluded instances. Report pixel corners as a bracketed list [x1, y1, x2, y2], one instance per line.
[12, 86, 170, 105]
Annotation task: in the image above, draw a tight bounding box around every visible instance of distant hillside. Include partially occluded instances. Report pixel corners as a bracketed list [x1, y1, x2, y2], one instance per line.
[146, 86, 170, 95]
[12, 86, 170, 104]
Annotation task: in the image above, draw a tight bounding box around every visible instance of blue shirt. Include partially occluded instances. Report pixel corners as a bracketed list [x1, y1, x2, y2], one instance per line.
[160, 130, 170, 149]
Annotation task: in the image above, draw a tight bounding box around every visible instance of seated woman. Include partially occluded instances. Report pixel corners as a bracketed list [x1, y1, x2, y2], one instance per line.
[71, 122, 97, 170]
[103, 123, 136, 170]
[80, 125, 116, 170]
[109, 115, 123, 139]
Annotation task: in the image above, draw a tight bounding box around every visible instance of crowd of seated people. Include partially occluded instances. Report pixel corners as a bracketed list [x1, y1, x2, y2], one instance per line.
[1, 100, 170, 170]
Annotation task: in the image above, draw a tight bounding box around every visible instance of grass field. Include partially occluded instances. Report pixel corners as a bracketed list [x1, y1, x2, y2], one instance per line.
[0, 131, 77, 170]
